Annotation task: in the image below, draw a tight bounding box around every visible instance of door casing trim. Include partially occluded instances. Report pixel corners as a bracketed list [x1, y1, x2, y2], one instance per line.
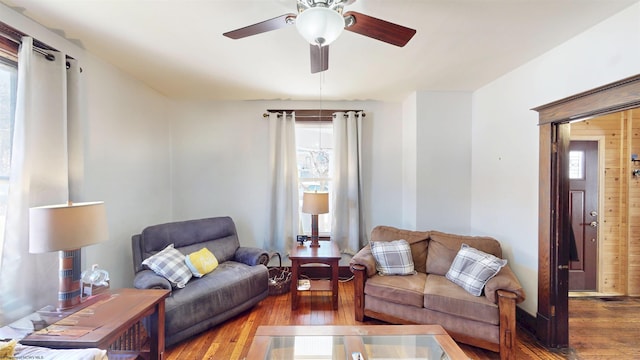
[532, 73, 640, 348]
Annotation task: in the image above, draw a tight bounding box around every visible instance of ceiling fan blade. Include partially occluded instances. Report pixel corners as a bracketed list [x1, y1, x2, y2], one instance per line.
[343, 11, 416, 47]
[223, 13, 296, 39]
[310, 44, 329, 74]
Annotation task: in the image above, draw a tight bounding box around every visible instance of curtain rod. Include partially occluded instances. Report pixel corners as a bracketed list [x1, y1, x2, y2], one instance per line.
[263, 109, 366, 120]
[0, 21, 79, 70]
[0, 22, 58, 56]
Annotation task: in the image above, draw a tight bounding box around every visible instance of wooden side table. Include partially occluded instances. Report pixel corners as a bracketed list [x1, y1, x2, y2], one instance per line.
[289, 241, 341, 310]
[21, 288, 169, 360]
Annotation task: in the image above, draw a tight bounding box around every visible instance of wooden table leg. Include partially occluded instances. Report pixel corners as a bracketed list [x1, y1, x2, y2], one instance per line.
[331, 259, 339, 309]
[291, 259, 299, 310]
[149, 300, 166, 360]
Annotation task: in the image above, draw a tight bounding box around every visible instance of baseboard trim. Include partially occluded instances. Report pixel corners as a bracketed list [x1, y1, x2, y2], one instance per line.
[517, 306, 537, 336]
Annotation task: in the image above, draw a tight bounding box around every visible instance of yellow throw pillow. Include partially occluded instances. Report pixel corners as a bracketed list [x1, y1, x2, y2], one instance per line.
[0, 339, 17, 358]
[185, 248, 218, 277]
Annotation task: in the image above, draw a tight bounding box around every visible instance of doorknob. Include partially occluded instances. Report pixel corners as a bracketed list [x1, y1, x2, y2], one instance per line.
[590, 211, 598, 217]
[590, 221, 598, 228]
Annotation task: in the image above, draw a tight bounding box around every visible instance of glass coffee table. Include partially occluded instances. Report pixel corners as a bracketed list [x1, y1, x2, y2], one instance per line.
[246, 325, 468, 359]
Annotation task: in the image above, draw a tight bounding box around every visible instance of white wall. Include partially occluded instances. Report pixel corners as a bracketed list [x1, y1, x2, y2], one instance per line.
[402, 94, 418, 229]
[167, 101, 270, 248]
[1, 4, 173, 291]
[472, 2, 640, 315]
[81, 54, 172, 289]
[402, 92, 472, 233]
[168, 100, 404, 251]
[416, 92, 472, 234]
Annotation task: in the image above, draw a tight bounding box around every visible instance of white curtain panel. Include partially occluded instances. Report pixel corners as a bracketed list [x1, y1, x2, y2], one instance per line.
[267, 112, 300, 254]
[67, 58, 85, 202]
[331, 111, 365, 254]
[0, 37, 76, 324]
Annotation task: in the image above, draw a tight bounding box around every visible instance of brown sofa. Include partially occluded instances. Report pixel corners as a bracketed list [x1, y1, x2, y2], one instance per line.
[349, 226, 525, 360]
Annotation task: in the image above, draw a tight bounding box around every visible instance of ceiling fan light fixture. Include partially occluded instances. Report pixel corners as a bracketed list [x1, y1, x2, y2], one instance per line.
[295, 7, 345, 46]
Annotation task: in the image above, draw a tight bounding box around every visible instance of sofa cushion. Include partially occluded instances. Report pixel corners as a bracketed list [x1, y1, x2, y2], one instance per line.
[370, 239, 416, 276]
[140, 217, 240, 263]
[425, 240, 457, 276]
[370, 226, 430, 273]
[364, 272, 427, 308]
[446, 244, 507, 296]
[426, 231, 503, 276]
[164, 261, 268, 335]
[424, 274, 500, 325]
[186, 247, 219, 277]
[142, 244, 192, 288]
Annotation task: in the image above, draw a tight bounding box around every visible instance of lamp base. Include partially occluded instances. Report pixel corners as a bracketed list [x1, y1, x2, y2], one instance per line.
[58, 249, 82, 310]
[310, 214, 321, 247]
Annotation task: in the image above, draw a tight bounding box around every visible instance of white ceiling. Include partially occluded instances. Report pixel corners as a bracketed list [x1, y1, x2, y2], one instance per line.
[2, 0, 638, 101]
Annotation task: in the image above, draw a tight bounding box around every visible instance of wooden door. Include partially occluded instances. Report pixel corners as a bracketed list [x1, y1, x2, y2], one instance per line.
[568, 141, 599, 291]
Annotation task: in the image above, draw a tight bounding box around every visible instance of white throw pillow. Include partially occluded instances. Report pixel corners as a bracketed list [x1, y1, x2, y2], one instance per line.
[446, 244, 507, 296]
[142, 244, 192, 288]
[370, 239, 416, 276]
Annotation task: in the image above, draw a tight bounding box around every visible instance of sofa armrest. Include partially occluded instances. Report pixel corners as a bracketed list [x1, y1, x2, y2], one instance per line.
[133, 269, 172, 290]
[350, 263, 367, 322]
[234, 247, 269, 266]
[349, 244, 377, 277]
[485, 265, 526, 304]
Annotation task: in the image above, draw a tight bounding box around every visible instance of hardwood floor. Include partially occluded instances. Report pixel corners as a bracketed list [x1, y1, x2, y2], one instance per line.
[164, 280, 640, 359]
[568, 296, 640, 359]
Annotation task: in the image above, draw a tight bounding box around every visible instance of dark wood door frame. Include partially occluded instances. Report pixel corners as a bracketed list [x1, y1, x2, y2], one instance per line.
[532, 74, 640, 348]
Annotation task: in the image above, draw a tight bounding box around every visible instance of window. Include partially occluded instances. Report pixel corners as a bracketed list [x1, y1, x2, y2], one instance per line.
[569, 150, 584, 179]
[296, 121, 332, 236]
[0, 57, 17, 239]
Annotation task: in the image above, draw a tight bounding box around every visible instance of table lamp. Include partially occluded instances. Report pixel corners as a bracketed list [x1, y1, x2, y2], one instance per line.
[29, 201, 108, 310]
[302, 192, 328, 248]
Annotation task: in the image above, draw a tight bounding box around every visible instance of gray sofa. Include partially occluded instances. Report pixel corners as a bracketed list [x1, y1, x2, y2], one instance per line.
[131, 216, 269, 347]
[350, 226, 526, 360]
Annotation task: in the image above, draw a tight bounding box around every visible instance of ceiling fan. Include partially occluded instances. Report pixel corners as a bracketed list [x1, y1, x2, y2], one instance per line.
[223, 0, 416, 73]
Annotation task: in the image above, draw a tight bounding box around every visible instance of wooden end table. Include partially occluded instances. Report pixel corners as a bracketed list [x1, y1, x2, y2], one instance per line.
[289, 241, 341, 310]
[21, 288, 169, 360]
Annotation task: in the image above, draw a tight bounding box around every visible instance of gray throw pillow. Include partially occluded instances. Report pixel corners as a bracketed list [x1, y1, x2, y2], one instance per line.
[370, 239, 416, 276]
[142, 244, 192, 288]
[446, 244, 507, 296]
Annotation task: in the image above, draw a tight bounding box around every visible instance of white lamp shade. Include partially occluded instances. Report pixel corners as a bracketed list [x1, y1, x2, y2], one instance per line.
[29, 201, 109, 253]
[295, 7, 345, 46]
[302, 192, 329, 215]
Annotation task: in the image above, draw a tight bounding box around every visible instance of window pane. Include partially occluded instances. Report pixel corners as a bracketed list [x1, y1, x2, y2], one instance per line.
[569, 150, 584, 179]
[296, 122, 332, 235]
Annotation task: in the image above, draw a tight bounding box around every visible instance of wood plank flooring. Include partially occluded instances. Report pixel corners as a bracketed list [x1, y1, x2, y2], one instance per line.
[164, 280, 640, 359]
[568, 297, 640, 359]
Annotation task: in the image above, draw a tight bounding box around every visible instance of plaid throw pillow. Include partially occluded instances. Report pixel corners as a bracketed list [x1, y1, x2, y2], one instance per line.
[446, 244, 507, 296]
[142, 244, 192, 288]
[370, 239, 416, 276]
